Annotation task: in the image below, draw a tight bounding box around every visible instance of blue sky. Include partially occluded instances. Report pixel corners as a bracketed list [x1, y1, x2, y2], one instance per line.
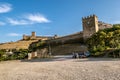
[0, 0, 120, 43]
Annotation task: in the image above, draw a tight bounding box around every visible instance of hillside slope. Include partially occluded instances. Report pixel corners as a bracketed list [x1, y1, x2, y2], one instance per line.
[0, 40, 38, 50]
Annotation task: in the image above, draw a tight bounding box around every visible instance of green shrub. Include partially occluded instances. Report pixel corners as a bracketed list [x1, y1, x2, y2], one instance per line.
[86, 25, 120, 57]
[0, 49, 29, 61]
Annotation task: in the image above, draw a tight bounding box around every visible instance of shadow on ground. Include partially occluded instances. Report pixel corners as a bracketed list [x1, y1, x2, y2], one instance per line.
[21, 55, 120, 63]
[21, 55, 73, 62]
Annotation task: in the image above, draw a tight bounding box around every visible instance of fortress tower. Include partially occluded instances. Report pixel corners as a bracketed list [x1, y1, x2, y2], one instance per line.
[82, 14, 99, 39]
[31, 32, 36, 37]
[23, 34, 27, 40]
[30, 31, 36, 39]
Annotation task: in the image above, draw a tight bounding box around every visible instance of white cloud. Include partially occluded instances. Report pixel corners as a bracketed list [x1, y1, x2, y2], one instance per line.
[7, 18, 30, 25]
[7, 13, 51, 25]
[0, 21, 6, 26]
[0, 3, 12, 13]
[26, 13, 50, 23]
[7, 33, 21, 37]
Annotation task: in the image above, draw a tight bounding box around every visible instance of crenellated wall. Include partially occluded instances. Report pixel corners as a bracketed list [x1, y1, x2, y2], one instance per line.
[23, 32, 51, 40]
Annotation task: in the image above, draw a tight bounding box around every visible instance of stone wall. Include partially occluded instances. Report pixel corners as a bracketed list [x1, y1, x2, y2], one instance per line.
[50, 44, 87, 55]
[48, 32, 83, 44]
[98, 21, 112, 30]
[23, 32, 52, 40]
[33, 44, 87, 55]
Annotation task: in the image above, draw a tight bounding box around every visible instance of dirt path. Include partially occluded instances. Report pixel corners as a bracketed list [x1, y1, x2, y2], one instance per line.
[0, 57, 120, 80]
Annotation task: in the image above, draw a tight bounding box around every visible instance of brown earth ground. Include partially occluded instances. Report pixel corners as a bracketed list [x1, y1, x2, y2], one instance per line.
[0, 56, 120, 80]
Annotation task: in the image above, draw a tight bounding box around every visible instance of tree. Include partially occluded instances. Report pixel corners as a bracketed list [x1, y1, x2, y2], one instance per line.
[86, 24, 120, 57]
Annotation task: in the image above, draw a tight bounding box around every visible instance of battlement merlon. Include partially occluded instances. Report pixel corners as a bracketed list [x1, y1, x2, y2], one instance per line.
[82, 14, 98, 20]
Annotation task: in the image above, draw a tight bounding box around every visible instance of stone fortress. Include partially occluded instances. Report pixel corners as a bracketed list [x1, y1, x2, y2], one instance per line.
[23, 32, 52, 40]
[47, 14, 112, 44]
[0, 14, 112, 51]
[0, 32, 53, 50]
[82, 15, 112, 38]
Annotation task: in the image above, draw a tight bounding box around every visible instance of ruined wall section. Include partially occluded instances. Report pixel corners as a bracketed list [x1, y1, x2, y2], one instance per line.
[98, 21, 112, 30]
[23, 32, 52, 40]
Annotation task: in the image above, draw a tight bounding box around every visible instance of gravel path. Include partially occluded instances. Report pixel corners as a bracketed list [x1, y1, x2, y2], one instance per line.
[0, 56, 120, 80]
